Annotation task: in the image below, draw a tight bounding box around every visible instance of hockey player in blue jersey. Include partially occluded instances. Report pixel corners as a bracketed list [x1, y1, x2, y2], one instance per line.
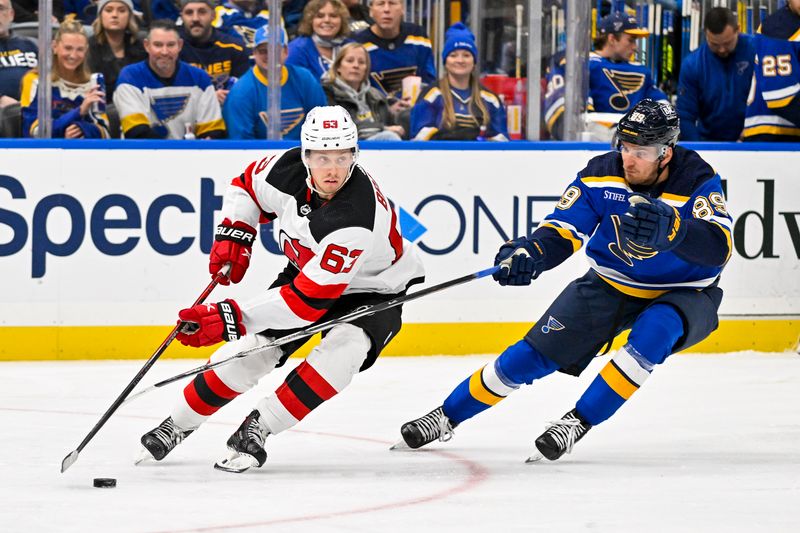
[395, 99, 733, 462]
[743, 0, 800, 142]
[544, 12, 668, 140]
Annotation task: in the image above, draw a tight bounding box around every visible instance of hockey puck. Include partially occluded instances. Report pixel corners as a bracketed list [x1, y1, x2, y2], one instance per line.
[93, 478, 117, 488]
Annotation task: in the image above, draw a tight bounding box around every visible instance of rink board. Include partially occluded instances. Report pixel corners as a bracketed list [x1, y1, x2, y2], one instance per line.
[1, 140, 798, 359]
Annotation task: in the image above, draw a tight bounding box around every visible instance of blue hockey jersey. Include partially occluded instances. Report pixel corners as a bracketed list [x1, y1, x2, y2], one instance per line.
[544, 51, 668, 138]
[286, 35, 349, 80]
[677, 33, 755, 141]
[222, 64, 327, 139]
[533, 147, 732, 298]
[213, 2, 273, 48]
[410, 83, 508, 141]
[744, 6, 800, 140]
[353, 22, 436, 97]
[179, 28, 250, 90]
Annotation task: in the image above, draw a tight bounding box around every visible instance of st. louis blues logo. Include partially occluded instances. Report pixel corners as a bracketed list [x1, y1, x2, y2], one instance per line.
[541, 316, 565, 334]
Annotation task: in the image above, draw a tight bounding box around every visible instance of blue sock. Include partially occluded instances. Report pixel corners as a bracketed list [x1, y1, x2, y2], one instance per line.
[443, 340, 558, 424]
[576, 304, 684, 426]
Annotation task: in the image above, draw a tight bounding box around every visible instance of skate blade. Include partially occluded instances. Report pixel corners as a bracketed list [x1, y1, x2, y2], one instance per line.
[389, 438, 411, 451]
[525, 451, 545, 464]
[213, 450, 259, 473]
[134, 447, 155, 466]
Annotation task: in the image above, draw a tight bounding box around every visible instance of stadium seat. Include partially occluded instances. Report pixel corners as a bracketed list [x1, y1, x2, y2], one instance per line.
[0, 103, 22, 138]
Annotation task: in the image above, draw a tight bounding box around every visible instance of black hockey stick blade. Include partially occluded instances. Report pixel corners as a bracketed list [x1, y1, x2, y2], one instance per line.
[123, 265, 501, 401]
[60, 265, 230, 473]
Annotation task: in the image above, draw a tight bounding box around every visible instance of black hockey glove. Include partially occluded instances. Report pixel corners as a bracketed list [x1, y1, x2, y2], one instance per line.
[621, 194, 687, 252]
[493, 237, 546, 286]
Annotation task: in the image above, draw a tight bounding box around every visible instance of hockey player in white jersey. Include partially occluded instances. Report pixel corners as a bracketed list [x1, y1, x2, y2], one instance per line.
[138, 105, 425, 472]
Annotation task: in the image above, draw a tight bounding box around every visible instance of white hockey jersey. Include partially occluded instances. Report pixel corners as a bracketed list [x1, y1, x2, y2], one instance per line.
[222, 146, 426, 332]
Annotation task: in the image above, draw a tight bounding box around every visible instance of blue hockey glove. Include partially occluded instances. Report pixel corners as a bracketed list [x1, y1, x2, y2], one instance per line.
[620, 194, 687, 251]
[493, 237, 546, 286]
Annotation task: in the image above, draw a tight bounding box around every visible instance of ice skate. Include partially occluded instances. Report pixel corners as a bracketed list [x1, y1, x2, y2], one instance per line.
[391, 406, 457, 450]
[136, 416, 194, 464]
[526, 408, 592, 463]
[214, 409, 270, 473]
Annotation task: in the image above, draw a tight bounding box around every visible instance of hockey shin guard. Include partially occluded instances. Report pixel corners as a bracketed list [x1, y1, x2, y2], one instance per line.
[576, 304, 684, 425]
[257, 324, 370, 434]
[443, 339, 559, 424]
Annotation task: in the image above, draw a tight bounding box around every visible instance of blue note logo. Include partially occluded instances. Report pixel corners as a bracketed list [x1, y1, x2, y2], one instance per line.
[541, 316, 565, 334]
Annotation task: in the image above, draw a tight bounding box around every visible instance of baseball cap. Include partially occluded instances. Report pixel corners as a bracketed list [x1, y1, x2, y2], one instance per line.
[597, 12, 650, 37]
[254, 24, 287, 47]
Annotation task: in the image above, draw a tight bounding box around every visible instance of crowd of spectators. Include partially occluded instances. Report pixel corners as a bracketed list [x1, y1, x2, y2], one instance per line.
[0, 1, 798, 143]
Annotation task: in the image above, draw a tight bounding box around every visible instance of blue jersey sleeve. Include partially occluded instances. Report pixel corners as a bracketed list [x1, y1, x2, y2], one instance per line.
[531, 176, 602, 270]
[222, 75, 258, 139]
[410, 86, 443, 140]
[672, 175, 733, 266]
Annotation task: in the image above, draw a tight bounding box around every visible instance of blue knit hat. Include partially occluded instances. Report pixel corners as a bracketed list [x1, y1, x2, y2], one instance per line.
[442, 22, 478, 62]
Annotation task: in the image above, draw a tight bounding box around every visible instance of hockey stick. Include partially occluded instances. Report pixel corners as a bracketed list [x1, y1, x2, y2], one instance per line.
[60, 264, 231, 473]
[120, 265, 502, 404]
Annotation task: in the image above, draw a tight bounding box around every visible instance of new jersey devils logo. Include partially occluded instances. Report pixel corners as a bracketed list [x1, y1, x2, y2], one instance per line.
[279, 230, 314, 269]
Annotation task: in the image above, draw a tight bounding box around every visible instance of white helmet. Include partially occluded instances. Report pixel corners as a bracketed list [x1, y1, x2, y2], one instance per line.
[301, 106, 360, 194]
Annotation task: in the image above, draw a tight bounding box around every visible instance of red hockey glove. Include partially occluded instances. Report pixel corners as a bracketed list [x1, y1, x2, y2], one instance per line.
[210, 218, 257, 285]
[176, 299, 247, 348]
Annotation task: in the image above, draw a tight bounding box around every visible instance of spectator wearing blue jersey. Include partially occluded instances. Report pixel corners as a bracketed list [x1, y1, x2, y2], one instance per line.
[410, 23, 507, 141]
[322, 42, 403, 140]
[149, 0, 182, 24]
[353, 0, 436, 103]
[223, 23, 326, 139]
[0, 0, 38, 107]
[214, 0, 273, 48]
[20, 20, 109, 138]
[677, 7, 755, 141]
[287, 0, 350, 80]
[114, 19, 225, 139]
[179, 0, 250, 106]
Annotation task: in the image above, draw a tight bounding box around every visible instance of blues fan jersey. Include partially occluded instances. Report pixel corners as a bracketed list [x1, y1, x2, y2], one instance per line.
[0, 35, 37, 100]
[286, 36, 346, 80]
[213, 2, 272, 48]
[19, 71, 109, 138]
[533, 147, 732, 298]
[410, 83, 508, 141]
[744, 6, 800, 140]
[113, 60, 225, 139]
[179, 28, 250, 91]
[222, 64, 327, 139]
[544, 52, 668, 136]
[353, 22, 436, 97]
[222, 147, 425, 331]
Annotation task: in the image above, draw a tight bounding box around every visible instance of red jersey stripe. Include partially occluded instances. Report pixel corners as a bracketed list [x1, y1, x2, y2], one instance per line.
[293, 272, 348, 300]
[203, 370, 239, 400]
[279, 284, 328, 322]
[296, 361, 339, 399]
[275, 382, 311, 420]
[389, 206, 404, 264]
[183, 382, 218, 416]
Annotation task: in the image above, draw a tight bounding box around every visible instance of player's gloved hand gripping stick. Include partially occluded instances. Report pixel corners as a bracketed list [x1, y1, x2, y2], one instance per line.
[60, 264, 232, 473]
[121, 266, 502, 404]
[493, 236, 546, 286]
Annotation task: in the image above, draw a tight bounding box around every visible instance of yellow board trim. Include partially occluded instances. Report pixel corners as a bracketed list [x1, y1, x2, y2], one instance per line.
[599, 362, 638, 399]
[468, 368, 504, 406]
[0, 320, 797, 361]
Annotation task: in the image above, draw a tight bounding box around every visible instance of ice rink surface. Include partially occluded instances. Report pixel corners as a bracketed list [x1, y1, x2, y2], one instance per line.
[2, 352, 799, 532]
